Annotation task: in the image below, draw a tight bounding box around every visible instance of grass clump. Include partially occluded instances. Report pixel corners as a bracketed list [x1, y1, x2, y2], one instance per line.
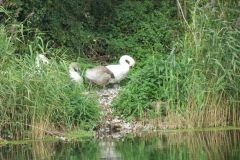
[0, 26, 100, 140]
[113, 2, 240, 128]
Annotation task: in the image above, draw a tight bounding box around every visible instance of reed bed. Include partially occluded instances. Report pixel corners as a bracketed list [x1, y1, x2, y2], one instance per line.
[113, 1, 240, 128]
[0, 26, 100, 140]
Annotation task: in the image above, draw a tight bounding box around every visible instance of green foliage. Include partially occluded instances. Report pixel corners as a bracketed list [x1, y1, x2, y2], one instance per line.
[5, 0, 179, 60]
[112, 56, 165, 116]
[1, 0, 240, 134]
[4, 0, 117, 57]
[0, 27, 100, 139]
[113, 1, 240, 125]
[0, 27, 14, 58]
[105, 1, 179, 59]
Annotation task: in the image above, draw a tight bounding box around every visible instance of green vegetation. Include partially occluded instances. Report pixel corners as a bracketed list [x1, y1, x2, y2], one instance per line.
[0, 0, 240, 140]
[112, 1, 240, 128]
[0, 25, 100, 140]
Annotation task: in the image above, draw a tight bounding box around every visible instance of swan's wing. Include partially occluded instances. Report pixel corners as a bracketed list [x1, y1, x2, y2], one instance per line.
[97, 66, 115, 78]
[85, 66, 114, 85]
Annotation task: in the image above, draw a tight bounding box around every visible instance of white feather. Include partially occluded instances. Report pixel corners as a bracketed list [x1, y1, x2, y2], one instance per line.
[84, 55, 135, 86]
[106, 55, 135, 83]
[106, 64, 129, 83]
[69, 63, 83, 83]
[69, 70, 82, 82]
[35, 54, 49, 68]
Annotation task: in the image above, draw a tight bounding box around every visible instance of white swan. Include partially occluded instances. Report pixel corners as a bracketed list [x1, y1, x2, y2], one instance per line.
[35, 54, 49, 68]
[69, 62, 83, 83]
[85, 55, 135, 86]
[106, 55, 135, 83]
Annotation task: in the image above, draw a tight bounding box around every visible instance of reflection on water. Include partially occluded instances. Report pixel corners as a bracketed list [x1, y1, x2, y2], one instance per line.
[100, 139, 121, 159]
[0, 130, 239, 160]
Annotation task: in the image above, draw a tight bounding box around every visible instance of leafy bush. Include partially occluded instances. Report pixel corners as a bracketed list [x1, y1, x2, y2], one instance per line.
[4, 0, 179, 60]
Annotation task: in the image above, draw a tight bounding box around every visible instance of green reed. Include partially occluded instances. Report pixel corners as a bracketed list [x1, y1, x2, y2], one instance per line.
[0, 26, 100, 139]
[113, 2, 240, 128]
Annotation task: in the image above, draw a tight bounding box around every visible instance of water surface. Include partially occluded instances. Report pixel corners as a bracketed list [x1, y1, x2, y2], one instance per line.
[0, 129, 239, 160]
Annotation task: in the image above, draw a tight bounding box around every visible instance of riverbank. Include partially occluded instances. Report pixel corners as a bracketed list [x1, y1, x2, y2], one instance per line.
[0, 1, 240, 141]
[1, 126, 240, 145]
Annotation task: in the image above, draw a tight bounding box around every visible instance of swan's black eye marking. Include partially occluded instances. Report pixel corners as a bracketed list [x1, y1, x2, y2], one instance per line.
[74, 67, 79, 73]
[125, 59, 130, 64]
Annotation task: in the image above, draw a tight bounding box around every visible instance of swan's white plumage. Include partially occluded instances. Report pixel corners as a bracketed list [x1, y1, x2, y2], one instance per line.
[85, 66, 113, 86]
[85, 55, 135, 85]
[69, 62, 83, 83]
[106, 55, 135, 83]
[106, 64, 129, 83]
[35, 54, 49, 68]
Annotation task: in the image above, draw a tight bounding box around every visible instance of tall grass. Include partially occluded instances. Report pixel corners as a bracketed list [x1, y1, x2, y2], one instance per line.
[112, 2, 240, 128]
[0, 26, 100, 140]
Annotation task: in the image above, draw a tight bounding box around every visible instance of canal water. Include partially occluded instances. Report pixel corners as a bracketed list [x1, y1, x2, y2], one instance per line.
[0, 129, 239, 160]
